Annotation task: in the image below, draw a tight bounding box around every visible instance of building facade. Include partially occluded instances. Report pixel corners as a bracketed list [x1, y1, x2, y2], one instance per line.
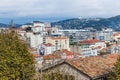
[80, 39, 106, 57]
[46, 36, 70, 51]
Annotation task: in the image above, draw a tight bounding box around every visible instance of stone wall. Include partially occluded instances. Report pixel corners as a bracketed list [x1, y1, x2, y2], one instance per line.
[44, 62, 90, 80]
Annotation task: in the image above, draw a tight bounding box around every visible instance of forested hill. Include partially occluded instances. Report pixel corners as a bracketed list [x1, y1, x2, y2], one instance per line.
[51, 15, 120, 31]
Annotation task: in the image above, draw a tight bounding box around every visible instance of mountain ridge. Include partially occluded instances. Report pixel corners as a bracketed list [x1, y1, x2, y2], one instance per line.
[0, 15, 120, 30]
[51, 15, 120, 31]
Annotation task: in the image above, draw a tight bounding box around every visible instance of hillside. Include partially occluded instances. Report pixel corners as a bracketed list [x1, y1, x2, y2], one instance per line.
[0, 23, 7, 27]
[0, 23, 21, 28]
[51, 15, 120, 31]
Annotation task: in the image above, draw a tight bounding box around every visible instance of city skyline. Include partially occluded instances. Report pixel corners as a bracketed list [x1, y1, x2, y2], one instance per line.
[0, 0, 120, 24]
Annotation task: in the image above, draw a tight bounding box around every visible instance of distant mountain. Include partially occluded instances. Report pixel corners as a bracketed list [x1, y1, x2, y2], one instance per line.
[15, 24, 21, 28]
[0, 23, 21, 28]
[51, 15, 120, 31]
[0, 23, 7, 27]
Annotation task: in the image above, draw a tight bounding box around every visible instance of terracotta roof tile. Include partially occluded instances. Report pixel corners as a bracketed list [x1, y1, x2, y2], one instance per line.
[43, 43, 53, 47]
[34, 26, 41, 28]
[93, 46, 102, 49]
[113, 32, 120, 36]
[66, 54, 120, 78]
[62, 49, 74, 56]
[43, 54, 61, 60]
[54, 49, 74, 56]
[80, 39, 104, 44]
[43, 50, 74, 60]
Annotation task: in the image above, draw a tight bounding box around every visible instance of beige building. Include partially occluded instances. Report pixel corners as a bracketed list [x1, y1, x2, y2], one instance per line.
[46, 36, 70, 51]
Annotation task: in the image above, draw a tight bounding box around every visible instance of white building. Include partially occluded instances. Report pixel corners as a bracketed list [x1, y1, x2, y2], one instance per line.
[37, 43, 55, 55]
[51, 27, 59, 33]
[96, 28, 113, 42]
[107, 44, 120, 54]
[80, 39, 106, 57]
[44, 22, 51, 32]
[32, 21, 45, 33]
[29, 34, 43, 48]
[21, 23, 33, 29]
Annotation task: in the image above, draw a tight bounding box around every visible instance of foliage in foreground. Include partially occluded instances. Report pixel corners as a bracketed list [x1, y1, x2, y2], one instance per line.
[0, 32, 35, 80]
[35, 70, 75, 80]
[108, 56, 120, 80]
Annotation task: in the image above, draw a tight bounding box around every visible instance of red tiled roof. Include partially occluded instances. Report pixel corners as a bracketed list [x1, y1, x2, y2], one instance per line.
[80, 39, 103, 44]
[54, 50, 74, 56]
[66, 54, 120, 78]
[43, 43, 53, 47]
[34, 26, 41, 28]
[43, 54, 61, 60]
[43, 50, 74, 60]
[62, 49, 74, 56]
[93, 46, 102, 50]
[113, 32, 120, 36]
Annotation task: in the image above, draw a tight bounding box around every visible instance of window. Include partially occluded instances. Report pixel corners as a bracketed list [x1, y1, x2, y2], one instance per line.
[55, 40, 58, 45]
[55, 40, 58, 50]
[65, 40, 67, 44]
[43, 37, 46, 43]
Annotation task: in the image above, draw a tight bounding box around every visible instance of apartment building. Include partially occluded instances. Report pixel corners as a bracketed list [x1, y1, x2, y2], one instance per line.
[29, 34, 43, 48]
[96, 28, 113, 42]
[80, 39, 106, 57]
[46, 36, 70, 51]
[32, 21, 45, 33]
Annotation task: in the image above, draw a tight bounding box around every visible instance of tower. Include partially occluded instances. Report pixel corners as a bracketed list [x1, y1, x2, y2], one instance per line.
[9, 20, 15, 28]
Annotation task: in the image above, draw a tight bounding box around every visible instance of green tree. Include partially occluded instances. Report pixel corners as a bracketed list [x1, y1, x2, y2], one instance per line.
[35, 70, 75, 80]
[114, 57, 120, 80]
[108, 56, 120, 80]
[0, 32, 35, 80]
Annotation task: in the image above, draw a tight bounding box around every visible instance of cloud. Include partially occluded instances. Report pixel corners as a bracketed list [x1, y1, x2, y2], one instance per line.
[0, 0, 120, 18]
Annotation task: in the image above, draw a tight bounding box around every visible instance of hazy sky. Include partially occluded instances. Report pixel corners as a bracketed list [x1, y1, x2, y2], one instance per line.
[0, 0, 120, 24]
